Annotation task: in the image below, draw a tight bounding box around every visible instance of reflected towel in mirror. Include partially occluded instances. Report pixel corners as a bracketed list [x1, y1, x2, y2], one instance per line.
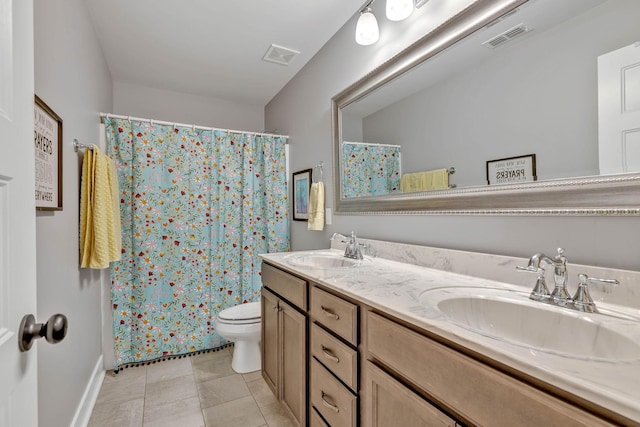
[400, 169, 449, 192]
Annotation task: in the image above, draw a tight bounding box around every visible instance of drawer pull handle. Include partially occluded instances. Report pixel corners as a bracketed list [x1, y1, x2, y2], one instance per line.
[321, 391, 340, 413]
[321, 306, 340, 320]
[321, 345, 340, 363]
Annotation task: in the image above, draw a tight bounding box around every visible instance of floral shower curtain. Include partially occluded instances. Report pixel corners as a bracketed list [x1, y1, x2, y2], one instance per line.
[341, 142, 401, 198]
[104, 118, 290, 370]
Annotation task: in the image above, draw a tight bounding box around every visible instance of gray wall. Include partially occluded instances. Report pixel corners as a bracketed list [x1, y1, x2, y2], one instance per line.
[113, 81, 265, 132]
[34, 0, 113, 425]
[265, 0, 640, 271]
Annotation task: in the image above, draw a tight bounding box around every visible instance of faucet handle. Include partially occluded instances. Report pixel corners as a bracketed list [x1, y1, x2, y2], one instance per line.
[572, 273, 620, 313]
[517, 265, 549, 301]
[516, 265, 538, 274]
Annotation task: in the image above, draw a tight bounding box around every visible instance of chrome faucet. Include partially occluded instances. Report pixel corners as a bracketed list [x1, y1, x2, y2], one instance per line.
[517, 248, 620, 313]
[330, 231, 365, 260]
[529, 248, 569, 305]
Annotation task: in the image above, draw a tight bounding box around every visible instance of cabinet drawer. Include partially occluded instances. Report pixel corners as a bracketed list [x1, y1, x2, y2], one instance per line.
[261, 262, 307, 310]
[310, 358, 357, 427]
[310, 286, 358, 345]
[367, 311, 614, 427]
[311, 323, 358, 391]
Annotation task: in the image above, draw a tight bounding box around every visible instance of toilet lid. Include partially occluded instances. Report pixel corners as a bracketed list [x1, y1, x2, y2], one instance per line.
[218, 302, 261, 322]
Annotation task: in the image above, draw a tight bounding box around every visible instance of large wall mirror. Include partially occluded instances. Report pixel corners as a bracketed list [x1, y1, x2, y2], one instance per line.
[332, 0, 640, 215]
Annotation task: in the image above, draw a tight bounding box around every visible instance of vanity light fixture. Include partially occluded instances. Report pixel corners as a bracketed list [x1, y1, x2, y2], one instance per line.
[386, 0, 414, 21]
[355, 5, 380, 46]
[356, 0, 424, 46]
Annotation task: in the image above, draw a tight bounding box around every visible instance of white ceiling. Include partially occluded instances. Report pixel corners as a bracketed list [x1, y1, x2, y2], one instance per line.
[85, 0, 366, 107]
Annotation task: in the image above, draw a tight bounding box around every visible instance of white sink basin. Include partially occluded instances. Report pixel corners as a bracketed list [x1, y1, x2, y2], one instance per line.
[283, 253, 366, 269]
[419, 286, 640, 361]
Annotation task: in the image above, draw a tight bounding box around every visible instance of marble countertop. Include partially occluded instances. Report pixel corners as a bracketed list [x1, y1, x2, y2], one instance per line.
[260, 248, 640, 424]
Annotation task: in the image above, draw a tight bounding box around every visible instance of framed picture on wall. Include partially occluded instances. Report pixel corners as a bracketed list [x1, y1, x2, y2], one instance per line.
[292, 168, 312, 221]
[34, 95, 63, 210]
[486, 154, 536, 186]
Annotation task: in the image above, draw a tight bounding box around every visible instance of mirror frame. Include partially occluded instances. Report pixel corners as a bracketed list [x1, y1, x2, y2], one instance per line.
[332, 0, 640, 216]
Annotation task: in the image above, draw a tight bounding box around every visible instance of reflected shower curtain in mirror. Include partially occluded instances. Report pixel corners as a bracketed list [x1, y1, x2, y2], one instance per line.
[341, 141, 401, 198]
[104, 118, 290, 370]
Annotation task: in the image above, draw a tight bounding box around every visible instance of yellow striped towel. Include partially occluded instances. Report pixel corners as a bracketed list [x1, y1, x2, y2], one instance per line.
[80, 145, 122, 268]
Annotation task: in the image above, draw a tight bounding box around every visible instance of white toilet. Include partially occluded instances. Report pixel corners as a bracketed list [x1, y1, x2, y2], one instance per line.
[215, 302, 262, 373]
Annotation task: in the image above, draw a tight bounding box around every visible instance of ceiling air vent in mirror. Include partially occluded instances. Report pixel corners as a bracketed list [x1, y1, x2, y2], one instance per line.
[482, 24, 532, 49]
[262, 44, 300, 66]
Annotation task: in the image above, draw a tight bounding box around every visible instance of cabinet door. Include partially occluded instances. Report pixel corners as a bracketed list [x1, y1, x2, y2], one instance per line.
[365, 361, 457, 427]
[281, 299, 307, 427]
[261, 288, 280, 396]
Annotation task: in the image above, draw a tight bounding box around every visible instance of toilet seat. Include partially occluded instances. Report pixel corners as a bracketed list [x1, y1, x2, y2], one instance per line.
[217, 302, 261, 325]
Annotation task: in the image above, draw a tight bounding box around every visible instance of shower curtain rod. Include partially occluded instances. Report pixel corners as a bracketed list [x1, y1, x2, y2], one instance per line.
[99, 113, 289, 139]
[342, 141, 401, 148]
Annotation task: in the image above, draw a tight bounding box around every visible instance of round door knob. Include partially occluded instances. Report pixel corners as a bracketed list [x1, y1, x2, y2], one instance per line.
[18, 313, 68, 352]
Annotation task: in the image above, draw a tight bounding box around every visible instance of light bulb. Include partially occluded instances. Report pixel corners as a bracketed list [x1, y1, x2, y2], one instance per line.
[386, 0, 414, 21]
[355, 8, 379, 46]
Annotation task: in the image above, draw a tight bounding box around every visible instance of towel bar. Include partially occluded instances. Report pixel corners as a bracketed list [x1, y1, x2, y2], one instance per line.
[73, 139, 94, 152]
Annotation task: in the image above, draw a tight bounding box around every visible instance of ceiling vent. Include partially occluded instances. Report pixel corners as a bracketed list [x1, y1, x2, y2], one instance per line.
[482, 24, 532, 49]
[262, 44, 300, 66]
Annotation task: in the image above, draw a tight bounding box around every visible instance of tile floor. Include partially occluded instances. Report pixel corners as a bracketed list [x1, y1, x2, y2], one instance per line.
[88, 347, 294, 427]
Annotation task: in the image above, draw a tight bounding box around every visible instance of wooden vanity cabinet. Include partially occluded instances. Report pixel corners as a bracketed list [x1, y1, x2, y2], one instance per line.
[261, 263, 308, 427]
[365, 310, 617, 427]
[261, 260, 628, 427]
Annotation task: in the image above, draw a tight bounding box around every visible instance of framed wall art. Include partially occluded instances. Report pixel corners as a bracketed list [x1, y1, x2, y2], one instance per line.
[486, 154, 536, 186]
[34, 95, 63, 210]
[292, 168, 312, 221]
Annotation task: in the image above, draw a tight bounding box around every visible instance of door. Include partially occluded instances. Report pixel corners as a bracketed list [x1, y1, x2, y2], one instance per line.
[261, 288, 279, 396]
[280, 299, 306, 427]
[598, 42, 640, 174]
[365, 361, 457, 427]
[0, 1, 38, 426]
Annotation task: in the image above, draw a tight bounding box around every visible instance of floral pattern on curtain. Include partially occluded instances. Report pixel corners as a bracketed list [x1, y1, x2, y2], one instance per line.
[104, 118, 290, 370]
[341, 142, 401, 198]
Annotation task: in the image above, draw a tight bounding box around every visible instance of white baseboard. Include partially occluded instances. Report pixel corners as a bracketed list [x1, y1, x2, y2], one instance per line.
[69, 355, 105, 427]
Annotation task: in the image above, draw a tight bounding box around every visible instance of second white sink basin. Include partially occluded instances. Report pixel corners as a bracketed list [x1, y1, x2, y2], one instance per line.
[419, 286, 640, 361]
[283, 252, 365, 269]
